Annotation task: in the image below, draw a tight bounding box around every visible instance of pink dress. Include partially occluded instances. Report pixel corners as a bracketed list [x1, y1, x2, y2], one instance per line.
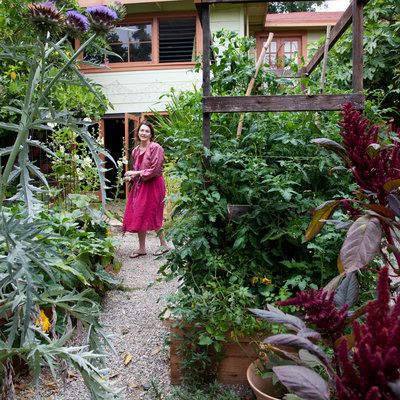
[122, 142, 166, 232]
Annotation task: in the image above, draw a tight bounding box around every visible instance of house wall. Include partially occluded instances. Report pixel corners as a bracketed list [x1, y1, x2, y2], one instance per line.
[307, 29, 325, 44]
[211, 4, 245, 36]
[87, 69, 200, 113]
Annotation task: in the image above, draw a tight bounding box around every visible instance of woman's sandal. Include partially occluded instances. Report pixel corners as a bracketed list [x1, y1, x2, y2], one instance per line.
[153, 246, 170, 256]
[129, 252, 147, 259]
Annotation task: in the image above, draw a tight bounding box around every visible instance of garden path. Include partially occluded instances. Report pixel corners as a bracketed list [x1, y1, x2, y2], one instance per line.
[16, 226, 176, 400]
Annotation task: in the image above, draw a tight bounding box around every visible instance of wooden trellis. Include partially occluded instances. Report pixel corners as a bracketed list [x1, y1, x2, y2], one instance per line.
[196, 0, 369, 150]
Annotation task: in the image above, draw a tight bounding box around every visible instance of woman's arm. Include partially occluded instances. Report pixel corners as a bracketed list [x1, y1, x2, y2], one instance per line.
[140, 144, 164, 181]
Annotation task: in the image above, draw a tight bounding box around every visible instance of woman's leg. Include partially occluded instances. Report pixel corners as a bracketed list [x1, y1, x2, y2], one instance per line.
[138, 231, 147, 253]
[158, 230, 168, 247]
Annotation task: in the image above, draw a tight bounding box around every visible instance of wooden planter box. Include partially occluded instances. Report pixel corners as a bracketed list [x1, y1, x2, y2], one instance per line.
[168, 321, 258, 385]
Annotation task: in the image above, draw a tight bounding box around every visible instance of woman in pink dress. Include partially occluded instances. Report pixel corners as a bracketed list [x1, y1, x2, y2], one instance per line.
[122, 121, 169, 258]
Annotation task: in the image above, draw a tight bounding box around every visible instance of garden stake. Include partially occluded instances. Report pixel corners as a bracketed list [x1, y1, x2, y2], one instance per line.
[236, 32, 274, 140]
[320, 25, 332, 94]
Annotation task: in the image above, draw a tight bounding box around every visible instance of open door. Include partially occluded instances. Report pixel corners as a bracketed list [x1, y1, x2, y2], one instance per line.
[124, 113, 140, 198]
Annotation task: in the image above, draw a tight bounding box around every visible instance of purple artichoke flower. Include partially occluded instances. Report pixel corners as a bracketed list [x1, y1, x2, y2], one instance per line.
[86, 6, 118, 35]
[28, 1, 63, 32]
[65, 10, 90, 38]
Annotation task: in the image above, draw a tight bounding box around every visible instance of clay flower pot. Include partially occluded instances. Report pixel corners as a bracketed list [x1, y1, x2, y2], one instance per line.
[247, 361, 284, 400]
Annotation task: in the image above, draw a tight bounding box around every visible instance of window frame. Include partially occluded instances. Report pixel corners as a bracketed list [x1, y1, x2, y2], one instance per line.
[255, 31, 307, 71]
[80, 12, 202, 73]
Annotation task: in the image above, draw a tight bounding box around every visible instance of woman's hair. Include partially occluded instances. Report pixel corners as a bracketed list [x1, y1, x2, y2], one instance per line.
[134, 120, 155, 142]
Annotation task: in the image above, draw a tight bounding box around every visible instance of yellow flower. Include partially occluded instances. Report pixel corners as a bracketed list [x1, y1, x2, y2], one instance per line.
[9, 71, 17, 80]
[36, 309, 51, 333]
[250, 276, 259, 285]
[261, 277, 272, 285]
[106, 229, 111, 237]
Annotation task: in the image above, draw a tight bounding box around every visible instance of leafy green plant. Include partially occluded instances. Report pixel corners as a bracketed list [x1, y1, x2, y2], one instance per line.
[49, 128, 100, 196]
[155, 30, 355, 384]
[0, 2, 124, 397]
[0, 2, 117, 213]
[0, 203, 121, 398]
[149, 380, 242, 400]
[163, 280, 267, 384]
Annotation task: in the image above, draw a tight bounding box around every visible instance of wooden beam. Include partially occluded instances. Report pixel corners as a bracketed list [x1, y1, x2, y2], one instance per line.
[203, 94, 365, 113]
[352, 0, 364, 92]
[302, 3, 353, 76]
[202, 4, 211, 151]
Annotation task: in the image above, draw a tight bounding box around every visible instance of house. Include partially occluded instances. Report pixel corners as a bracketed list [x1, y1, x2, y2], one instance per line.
[77, 0, 342, 192]
[257, 11, 343, 68]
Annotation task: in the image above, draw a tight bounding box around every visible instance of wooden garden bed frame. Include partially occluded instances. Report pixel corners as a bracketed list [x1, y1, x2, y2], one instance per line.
[195, 0, 370, 150]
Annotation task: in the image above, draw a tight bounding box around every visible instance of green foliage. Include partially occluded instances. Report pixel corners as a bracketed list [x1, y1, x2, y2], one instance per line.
[0, 2, 124, 397]
[150, 380, 242, 400]
[0, 199, 121, 397]
[154, 31, 354, 384]
[164, 280, 268, 385]
[49, 128, 100, 195]
[325, 0, 400, 121]
[267, 2, 323, 14]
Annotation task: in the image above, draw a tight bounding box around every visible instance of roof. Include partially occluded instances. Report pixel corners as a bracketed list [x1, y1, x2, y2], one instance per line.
[265, 11, 343, 28]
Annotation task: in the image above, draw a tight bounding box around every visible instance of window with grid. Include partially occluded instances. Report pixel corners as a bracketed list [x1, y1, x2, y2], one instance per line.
[106, 23, 152, 63]
[263, 37, 301, 69]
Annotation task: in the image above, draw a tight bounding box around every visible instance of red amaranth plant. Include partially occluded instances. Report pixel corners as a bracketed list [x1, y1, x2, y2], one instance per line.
[335, 266, 400, 399]
[305, 103, 400, 275]
[277, 288, 348, 341]
[338, 102, 400, 205]
[250, 267, 400, 399]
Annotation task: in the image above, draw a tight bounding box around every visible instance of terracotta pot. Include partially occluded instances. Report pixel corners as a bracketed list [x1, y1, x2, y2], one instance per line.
[247, 361, 284, 400]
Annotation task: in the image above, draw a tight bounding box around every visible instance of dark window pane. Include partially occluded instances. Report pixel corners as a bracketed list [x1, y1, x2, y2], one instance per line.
[106, 23, 152, 63]
[129, 42, 152, 62]
[159, 17, 196, 63]
[129, 24, 152, 42]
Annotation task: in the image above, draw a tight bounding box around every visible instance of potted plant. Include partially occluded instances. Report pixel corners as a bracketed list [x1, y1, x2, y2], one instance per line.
[246, 103, 400, 399]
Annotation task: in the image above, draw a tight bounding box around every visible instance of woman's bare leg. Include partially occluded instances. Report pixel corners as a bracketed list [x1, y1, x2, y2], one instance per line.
[158, 230, 168, 247]
[137, 231, 147, 253]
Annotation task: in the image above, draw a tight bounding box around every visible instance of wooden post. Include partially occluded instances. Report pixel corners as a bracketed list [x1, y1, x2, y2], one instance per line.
[202, 4, 211, 155]
[352, 0, 364, 92]
[236, 32, 274, 140]
[320, 25, 331, 94]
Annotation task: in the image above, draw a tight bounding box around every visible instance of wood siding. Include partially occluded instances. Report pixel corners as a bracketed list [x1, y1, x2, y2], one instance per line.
[85, 69, 201, 113]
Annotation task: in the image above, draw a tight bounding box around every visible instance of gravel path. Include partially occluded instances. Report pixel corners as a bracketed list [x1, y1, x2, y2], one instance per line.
[16, 229, 176, 399]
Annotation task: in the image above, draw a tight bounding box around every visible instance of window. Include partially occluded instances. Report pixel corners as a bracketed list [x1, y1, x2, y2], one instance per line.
[107, 24, 152, 63]
[256, 33, 305, 70]
[159, 18, 196, 63]
[87, 15, 198, 67]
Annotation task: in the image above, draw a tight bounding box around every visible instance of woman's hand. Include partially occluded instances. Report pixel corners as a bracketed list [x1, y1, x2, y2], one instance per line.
[123, 170, 141, 181]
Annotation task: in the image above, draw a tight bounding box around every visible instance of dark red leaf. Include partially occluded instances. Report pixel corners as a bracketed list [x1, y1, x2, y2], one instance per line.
[273, 365, 330, 400]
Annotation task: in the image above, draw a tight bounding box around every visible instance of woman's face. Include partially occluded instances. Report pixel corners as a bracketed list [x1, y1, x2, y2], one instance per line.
[138, 124, 152, 143]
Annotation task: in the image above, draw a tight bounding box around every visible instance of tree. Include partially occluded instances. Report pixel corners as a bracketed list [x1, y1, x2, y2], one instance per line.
[267, 1, 324, 13]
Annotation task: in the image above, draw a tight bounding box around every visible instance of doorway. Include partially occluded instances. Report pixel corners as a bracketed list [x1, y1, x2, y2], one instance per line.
[102, 114, 139, 198]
